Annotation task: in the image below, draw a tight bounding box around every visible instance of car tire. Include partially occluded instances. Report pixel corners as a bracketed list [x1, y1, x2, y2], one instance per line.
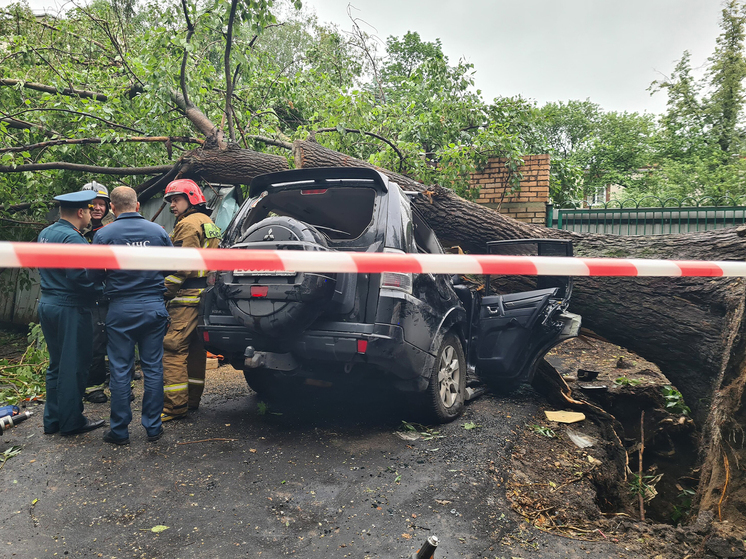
[423, 332, 466, 423]
[227, 216, 337, 336]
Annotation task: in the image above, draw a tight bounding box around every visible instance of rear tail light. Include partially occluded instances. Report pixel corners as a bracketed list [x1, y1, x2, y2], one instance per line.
[202, 331, 210, 343]
[250, 286, 269, 297]
[301, 188, 328, 195]
[357, 339, 368, 354]
[380, 272, 412, 294]
[380, 248, 413, 294]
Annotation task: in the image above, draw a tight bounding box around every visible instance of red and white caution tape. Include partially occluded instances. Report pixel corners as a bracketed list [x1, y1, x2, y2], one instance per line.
[0, 241, 743, 277]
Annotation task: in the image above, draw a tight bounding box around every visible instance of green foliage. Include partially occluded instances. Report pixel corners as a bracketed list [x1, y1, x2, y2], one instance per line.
[528, 100, 658, 206]
[529, 424, 556, 438]
[400, 420, 444, 441]
[613, 376, 641, 387]
[3, 0, 745, 217]
[706, 0, 746, 154]
[0, 446, 22, 471]
[0, 1, 528, 218]
[628, 472, 662, 502]
[671, 488, 695, 525]
[661, 385, 691, 416]
[0, 323, 48, 406]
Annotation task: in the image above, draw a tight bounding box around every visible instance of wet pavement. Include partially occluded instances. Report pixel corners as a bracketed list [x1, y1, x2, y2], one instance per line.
[2, 365, 640, 558]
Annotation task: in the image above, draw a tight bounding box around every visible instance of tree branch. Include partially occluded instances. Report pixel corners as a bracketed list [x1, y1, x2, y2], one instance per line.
[0, 162, 174, 174]
[6, 107, 143, 134]
[313, 127, 405, 171]
[136, 166, 181, 202]
[224, 0, 239, 143]
[179, 0, 195, 109]
[0, 201, 49, 213]
[245, 135, 293, 150]
[0, 136, 204, 154]
[0, 10, 112, 54]
[0, 117, 56, 135]
[0, 79, 108, 101]
[346, 7, 385, 102]
[170, 90, 224, 146]
[81, 8, 144, 89]
[0, 217, 47, 228]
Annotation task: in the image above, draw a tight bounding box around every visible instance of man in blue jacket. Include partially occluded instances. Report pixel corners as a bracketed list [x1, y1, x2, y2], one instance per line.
[37, 190, 106, 436]
[90, 186, 172, 445]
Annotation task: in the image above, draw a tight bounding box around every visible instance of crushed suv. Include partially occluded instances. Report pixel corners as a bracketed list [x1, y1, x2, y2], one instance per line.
[199, 167, 581, 422]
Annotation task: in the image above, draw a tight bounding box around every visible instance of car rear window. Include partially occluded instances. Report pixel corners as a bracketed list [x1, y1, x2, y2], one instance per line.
[242, 186, 377, 242]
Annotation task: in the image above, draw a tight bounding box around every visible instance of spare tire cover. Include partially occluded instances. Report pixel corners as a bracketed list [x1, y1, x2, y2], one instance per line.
[225, 216, 336, 336]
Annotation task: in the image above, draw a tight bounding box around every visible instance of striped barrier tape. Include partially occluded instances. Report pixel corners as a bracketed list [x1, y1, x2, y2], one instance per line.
[0, 241, 743, 277]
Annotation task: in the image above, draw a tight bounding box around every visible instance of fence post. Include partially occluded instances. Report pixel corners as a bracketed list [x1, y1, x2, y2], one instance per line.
[545, 203, 554, 228]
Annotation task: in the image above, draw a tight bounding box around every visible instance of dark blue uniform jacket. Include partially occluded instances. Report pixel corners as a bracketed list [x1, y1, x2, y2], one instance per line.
[90, 212, 173, 300]
[37, 219, 101, 306]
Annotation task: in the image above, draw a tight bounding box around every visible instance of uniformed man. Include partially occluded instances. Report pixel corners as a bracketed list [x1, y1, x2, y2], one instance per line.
[80, 182, 115, 404]
[161, 179, 221, 421]
[90, 186, 172, 445]
[37, 190, 106, 436]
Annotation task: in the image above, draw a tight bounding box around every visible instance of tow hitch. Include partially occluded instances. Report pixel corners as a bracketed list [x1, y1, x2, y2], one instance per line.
[244, 346, 299, 371]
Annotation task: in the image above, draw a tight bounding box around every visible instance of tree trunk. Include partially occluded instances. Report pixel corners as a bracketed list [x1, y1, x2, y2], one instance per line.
[178, 143, 289, 184]
[292, 139, 746, 524]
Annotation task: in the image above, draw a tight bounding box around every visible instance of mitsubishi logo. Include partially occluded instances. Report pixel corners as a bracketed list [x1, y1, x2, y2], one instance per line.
[263, 228, 275, 241]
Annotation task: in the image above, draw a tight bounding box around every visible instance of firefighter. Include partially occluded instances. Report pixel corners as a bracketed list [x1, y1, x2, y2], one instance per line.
[79, 182, 115, 404]
[80, 181, 114, 242]
[161, 179, 221, 421]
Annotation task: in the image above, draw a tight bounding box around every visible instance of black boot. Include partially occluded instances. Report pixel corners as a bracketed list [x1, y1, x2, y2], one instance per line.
[84, 390, 108, 404]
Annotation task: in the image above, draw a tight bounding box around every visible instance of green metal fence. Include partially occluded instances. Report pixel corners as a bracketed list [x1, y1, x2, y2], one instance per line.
[547, 195, 746, 235]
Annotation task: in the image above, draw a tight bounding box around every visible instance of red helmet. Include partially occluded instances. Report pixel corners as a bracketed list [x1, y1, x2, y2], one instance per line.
[164, 179, 206, 206]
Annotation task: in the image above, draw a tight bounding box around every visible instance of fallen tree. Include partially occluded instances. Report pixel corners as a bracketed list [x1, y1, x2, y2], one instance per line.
[2, 0, 742, 525]
[291, 138, 746, 524]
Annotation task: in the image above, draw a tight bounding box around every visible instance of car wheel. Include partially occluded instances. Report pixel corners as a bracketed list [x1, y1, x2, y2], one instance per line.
[424, 332, 466, 423]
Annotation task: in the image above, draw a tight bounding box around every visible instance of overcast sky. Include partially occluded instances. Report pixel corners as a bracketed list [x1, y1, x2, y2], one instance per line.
[310, 0, 726, 115]
[15, 0, 728, 115]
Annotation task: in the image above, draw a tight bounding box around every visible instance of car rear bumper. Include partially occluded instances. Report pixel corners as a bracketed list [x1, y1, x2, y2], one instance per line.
[199, 318, 434, 391]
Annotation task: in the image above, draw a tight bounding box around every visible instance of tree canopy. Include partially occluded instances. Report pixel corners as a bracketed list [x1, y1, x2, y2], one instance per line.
[2, 0, 746, 228]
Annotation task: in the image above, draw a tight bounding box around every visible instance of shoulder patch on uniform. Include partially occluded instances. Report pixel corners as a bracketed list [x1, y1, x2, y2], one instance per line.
[203, 222, 221, 239]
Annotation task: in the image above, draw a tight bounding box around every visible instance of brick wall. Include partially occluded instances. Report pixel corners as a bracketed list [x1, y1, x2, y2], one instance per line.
[469, 154, 550, 224]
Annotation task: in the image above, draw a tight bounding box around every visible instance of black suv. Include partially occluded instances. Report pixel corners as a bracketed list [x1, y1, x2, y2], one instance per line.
[199, 167, 581, 422]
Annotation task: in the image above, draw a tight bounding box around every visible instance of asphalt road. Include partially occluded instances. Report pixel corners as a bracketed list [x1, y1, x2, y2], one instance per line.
[2, 365, 639, 558]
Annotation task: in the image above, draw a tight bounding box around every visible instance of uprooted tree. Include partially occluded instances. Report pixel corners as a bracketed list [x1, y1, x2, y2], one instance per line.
[1, 0, 745, 524]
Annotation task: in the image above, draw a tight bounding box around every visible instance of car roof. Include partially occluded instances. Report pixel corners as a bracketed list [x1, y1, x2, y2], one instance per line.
[248, 167, 391, 198]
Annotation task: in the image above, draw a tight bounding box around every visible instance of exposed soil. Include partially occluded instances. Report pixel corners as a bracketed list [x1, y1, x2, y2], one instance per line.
[501, 335, 746, 559]
[0, 327, 29, 361]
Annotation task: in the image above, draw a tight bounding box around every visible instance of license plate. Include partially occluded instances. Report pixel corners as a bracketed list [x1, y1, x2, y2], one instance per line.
[233, 269, 296, 277]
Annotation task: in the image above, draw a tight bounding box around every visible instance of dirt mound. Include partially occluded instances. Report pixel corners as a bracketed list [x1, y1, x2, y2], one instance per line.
[503, 337, 746, 558]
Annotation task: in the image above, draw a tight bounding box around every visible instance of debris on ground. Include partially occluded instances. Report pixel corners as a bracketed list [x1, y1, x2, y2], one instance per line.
[503, 337, 746, 558]
[544, 410, 586, 423]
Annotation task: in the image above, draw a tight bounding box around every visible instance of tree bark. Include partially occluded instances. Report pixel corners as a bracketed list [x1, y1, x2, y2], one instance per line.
[0, 162, 174, 175]
[177, 143, 288, 184]
[0, 79, 108, 101]
[292, 139, 746, 524]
